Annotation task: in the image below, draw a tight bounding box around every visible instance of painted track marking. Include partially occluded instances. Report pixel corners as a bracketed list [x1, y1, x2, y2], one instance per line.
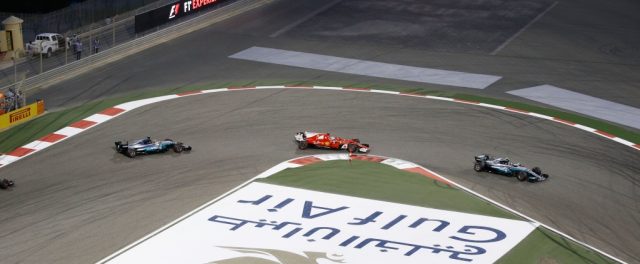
[1, 86, 637, 169]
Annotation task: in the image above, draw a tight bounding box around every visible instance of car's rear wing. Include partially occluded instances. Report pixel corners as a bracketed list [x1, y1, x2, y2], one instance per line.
[475, 154, 492, 162]
[114, 141, 128, 153]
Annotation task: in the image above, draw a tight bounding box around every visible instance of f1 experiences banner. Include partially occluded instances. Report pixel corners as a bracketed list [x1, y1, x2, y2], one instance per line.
[106, 182, 536, 264]
[134, 0, 228, 33]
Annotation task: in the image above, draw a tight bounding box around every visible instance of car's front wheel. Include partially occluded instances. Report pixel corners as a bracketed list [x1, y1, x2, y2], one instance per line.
[173, 143, 184, 153]
[347, 143, 358, 153]
[532, 167, 542, 175]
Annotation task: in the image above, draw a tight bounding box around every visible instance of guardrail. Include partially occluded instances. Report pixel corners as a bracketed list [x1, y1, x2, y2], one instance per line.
[0, 0, 265, 102]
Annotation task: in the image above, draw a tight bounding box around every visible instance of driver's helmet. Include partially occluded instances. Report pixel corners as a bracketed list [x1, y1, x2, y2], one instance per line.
[144, 137, 152, 144]
[498, 158, 510, 165]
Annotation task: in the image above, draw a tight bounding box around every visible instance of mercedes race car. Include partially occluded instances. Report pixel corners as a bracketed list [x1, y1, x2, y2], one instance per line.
[115, 137, 192, 158]
[474, 154, 549, 182]
[0, 178, 14, 190]
[295, 131, 370, 153]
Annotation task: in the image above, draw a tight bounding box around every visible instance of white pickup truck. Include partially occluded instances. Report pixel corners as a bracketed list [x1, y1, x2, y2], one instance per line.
[26, 33, 70, 57]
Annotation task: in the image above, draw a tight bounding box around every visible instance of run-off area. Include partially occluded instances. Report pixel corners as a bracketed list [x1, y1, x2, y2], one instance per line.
[280, 0, 555, 53]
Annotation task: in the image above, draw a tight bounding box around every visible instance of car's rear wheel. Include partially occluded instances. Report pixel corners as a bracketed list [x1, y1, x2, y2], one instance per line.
[127, 148, 136, 158]
[474, 162, 485, 172]
[516, 171, 528, 181]
[298, 141, 308, 150]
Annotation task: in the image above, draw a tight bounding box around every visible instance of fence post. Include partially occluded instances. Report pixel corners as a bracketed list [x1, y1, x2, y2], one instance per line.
[39, 42, 43, 74]
[65, 33, 68, 64]
[112, 16, 116, 46]
[12, 51, 17, 83]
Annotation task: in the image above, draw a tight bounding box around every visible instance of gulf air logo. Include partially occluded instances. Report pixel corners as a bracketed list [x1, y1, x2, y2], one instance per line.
[168, 3, 180, 19]
[210, 247, 345, 264]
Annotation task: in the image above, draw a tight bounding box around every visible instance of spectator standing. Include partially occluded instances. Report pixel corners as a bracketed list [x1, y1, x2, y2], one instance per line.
[75, 40, 83, 60]
[0, 92, 5, 114]
[72, 40, 78, 59]
[16, 90, 24, 108]
[5, 89, 15, 111]
[93, 38, 100, 54]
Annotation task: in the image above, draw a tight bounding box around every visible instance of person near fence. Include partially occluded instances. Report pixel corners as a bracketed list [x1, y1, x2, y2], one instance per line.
[16, 90, 24, 109]
[4, 89, 15, 112]
[72, 40, 78, 58]
[93, 38, 100, 54]
[0, 92, 5, 114]
[75, 40, 83, 60]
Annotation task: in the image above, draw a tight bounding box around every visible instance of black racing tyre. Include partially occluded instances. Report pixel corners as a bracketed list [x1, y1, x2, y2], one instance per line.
[174, 143, 184, 153]
[516, 171, 528, 181]
[127, 148, 136, 158]
[347, 143, 358, 153]
[298, 141, 308, 150]
[115, 141, 123, 153]
[532, 167, 542, 175]
[474, 161, 485, 172]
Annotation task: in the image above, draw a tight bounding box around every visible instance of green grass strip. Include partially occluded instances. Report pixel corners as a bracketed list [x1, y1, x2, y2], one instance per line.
[258, 159, 617, 264]
[499, 228, 616, 264]
[257, 159, 517, 219]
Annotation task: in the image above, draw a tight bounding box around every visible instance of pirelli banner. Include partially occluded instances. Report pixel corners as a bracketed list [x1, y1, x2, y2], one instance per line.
[134, 0, 229, 33]
[0, 100, 45, 130]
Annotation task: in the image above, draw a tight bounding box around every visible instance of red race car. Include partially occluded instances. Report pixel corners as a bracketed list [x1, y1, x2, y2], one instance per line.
[295, 131, 370, 153]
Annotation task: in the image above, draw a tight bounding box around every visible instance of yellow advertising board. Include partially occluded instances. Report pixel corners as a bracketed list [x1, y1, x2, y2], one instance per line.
[0, 100, 45, 129]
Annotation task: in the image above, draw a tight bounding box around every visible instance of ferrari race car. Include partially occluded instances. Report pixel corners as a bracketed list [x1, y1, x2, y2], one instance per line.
[474, 154, 549, 182]
[295, 131, 370, 153]
[115, 137, 192, 158]
[1, 178, 14, 190]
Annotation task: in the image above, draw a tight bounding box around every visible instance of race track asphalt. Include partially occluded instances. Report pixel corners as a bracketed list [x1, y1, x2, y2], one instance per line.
[1, 0, 639, 263]
[1, 89, 638, 263]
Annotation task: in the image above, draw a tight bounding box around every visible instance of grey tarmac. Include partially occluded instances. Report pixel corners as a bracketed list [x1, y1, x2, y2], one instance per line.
[0, 0, 638, 263]
[0, 89, 638, 263]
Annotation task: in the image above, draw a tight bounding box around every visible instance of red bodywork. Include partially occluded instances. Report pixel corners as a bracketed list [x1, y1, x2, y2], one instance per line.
[296, 132, 370, 153]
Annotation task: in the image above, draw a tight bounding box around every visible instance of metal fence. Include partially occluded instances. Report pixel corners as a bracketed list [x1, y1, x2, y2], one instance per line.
[0, 0, 182, 99]
[0, 0, 260, 105]
[0, 0, 172, 42]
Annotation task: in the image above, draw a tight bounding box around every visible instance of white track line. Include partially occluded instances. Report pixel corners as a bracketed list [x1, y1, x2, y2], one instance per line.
[491, 1, 558, 55]
[97, 154, 626, 264]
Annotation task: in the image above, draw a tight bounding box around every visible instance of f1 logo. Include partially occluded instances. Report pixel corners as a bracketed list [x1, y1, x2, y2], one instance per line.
[168, 3, 180, 19]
